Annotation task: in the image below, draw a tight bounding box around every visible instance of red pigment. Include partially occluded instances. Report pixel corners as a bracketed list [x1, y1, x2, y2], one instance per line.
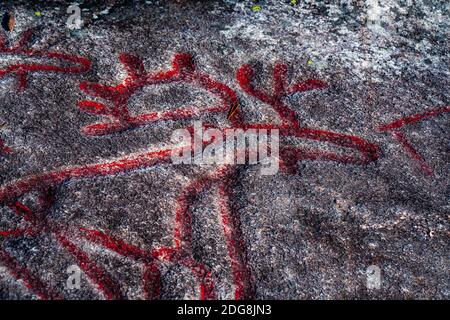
[234, 63, 380, 173]
[78, 53, 238, 136]
[0, 138, 12, 154]
[378, 106, 450, 176]
[0, 57, 384, 300]
[0, 28, 91, 91]
[4, 195, 123, 299]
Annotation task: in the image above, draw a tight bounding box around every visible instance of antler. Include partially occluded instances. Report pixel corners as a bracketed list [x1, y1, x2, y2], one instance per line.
[236, 63, 327, 128]
[234, 62, 381, 174]
[78, 52, 238, 136]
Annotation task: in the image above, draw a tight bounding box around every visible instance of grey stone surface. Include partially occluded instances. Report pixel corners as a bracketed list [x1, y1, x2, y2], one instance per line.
[0, 0, 448, 299]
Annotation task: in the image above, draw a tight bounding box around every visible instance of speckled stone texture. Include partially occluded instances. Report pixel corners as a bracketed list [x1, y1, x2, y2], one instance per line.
[0, 0, 448, 299]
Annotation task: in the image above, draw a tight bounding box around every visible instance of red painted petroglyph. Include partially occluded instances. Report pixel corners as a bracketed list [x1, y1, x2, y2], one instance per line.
[2, 50, 446, 300]
[78, 53, 238, 136]
[0, 28, 91, 91]
[0, 53, 382, 299]
[0, 149, 173, 299]
[0, 28, 90, 159]
[233, 63, 380, 173]
[378, 106, 450, 176]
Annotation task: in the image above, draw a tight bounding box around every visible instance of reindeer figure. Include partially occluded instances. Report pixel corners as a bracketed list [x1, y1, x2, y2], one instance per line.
[0, 51, 381, 299]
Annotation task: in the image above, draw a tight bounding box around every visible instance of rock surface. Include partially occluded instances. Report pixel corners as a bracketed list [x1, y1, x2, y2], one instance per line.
[0, 0, 448, 299]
